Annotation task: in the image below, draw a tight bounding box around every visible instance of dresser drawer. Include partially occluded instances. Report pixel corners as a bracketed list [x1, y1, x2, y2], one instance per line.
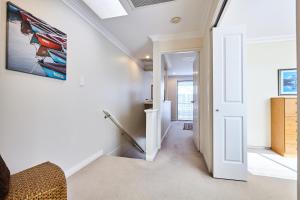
[271, 97, 298, 157]
[285, 135, 297, 145]
[285, 117, 297, 132]
[285, 99, 297, 116]
[285, 143, 297, 154]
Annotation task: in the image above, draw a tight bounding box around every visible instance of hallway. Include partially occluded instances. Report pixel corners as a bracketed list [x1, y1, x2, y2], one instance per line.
[68, 122, 296, 200]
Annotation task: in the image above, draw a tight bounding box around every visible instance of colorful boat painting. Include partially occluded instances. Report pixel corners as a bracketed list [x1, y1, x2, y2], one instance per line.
[48, 49, 66, 64]
[7, 2, 67, 81]
[30, 34, 39, 44]
[38, 61, 66, 74]
[21, 21, 32, 35]
[62, 43, 67, 53]
[49, 34, 67, 43]
[36, 33, 62, 50]
[36, 46, 50, 57]
[29, 21, 53, 34]
[51, 28, 67, 38]
[20, 10, 46, 24]
[20, 10, 66, 37]
[41, 67, 66, 80]
[38, 61, 66, 80]
[8, 3, 20, 13]
[29, 21, 67, 37]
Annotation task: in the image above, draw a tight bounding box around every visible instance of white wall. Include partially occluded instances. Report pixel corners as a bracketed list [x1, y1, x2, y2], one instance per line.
[247, 40, 297, 147]
[161, 101, 171, 139]
[144, 71, 153, 100]
[199, 31, 213, 173]
[296, 0, 300, 193]
[0, 0, 146, 174]
[167, 75, 193, 121]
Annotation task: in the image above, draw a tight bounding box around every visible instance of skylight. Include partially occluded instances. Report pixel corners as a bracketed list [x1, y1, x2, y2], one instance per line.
[82, 0, 128, 19]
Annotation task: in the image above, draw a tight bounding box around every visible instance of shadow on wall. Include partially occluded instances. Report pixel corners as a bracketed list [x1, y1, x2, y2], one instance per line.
[122, 89, 146, 134]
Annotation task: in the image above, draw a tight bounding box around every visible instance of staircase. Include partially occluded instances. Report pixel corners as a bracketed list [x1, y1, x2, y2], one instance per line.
[103, 110, 146, 160]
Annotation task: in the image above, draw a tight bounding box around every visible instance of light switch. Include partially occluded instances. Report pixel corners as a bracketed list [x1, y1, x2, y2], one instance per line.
[80, 76, 85, 87]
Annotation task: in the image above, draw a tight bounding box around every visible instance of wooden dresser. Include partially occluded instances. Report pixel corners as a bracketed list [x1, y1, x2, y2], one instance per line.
[271, 97, 297, 156]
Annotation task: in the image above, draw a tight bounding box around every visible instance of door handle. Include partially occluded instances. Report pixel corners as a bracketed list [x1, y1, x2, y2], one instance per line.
[216, 109, 220, 112]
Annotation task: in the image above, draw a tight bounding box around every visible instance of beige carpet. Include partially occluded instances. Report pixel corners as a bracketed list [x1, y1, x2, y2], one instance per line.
[68, 122, 297, 200]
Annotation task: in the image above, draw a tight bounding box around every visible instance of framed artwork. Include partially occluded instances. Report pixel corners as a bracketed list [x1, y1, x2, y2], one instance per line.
[6, 2, 67, 80]
[278, 68, 297, 96]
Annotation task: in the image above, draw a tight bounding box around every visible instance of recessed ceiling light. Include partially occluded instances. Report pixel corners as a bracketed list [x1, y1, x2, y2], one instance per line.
[170, 17, 181, 24]
[145, 55, 150, 59]
[82, 0, 128, 19]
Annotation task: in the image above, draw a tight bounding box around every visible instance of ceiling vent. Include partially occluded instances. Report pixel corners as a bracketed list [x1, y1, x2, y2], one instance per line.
[141, 58, 153, 71]
[129, 0, 175, 8]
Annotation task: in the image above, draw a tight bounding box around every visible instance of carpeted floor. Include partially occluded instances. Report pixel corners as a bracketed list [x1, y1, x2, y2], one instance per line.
[68, 122, 297, 200]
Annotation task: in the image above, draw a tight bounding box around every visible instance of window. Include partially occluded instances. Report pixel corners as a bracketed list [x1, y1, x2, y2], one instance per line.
[177, 81, 193, 121]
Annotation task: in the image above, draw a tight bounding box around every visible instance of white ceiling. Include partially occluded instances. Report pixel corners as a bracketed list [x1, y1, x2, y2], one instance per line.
[220, 0, 296, 40]
[164, 52, 196, 76]
[99, 0, 214, 59]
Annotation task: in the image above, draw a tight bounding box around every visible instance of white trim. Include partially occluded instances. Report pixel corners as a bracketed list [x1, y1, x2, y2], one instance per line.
[162, 123, 171, 142]
[146, 148, 158, 161]
[144, 109, 159, 113]
[159, 48, 201, 56]
[149, 31, 202, 42]
[62, 0, 140, 65]
[168, 74, 194, 78]
[164, 54, 173, 69]
[106, 145, 123, 156]
[247, 35, 296, 44]
[65, 150, 103, 178]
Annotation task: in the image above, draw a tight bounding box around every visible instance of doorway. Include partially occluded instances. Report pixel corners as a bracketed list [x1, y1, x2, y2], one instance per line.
[212, 0, 297, 184]
[160, 51, 200, 151]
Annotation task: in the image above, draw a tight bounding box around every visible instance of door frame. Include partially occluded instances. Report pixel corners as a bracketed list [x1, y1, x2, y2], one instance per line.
[212, 0, 299, 185]
[159, 50, 201, 150]
[295, 0, 299, 196]
[177, 80, 194, 121]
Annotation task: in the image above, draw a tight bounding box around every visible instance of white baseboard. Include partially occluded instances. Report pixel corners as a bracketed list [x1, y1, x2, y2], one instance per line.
[162, 123, 172, 142]
[146, 148, 158, 161]
[107, 145, 123, 156]
[202, 151, 212, 174]
[65, 150, 103, 178]
[248, 146, 271, 150]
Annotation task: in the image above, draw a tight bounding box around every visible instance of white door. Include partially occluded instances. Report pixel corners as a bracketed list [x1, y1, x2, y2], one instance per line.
[193, 54, 200, 150]
[213, 26, 247, 181]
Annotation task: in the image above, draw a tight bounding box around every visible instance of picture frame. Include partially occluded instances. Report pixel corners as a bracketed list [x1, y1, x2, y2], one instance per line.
[278, 68, 297, 96]
[6, 2, 67, 80]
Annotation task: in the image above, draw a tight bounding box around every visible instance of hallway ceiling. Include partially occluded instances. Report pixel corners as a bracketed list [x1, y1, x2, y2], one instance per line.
[220, 0, 296, 40]
[164, 52, 196, 76]
[92, 0, 214, 59]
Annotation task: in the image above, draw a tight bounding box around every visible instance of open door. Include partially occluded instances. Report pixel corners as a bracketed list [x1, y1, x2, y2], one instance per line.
[213, 26, 247, 181]
[193, 54, 200, 150]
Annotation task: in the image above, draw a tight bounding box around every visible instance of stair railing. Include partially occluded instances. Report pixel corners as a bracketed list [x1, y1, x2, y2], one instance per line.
[103, 110, 145, 154]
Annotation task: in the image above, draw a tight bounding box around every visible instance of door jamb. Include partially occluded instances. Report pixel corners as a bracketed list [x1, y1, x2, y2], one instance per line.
[159, 50, 201, 147]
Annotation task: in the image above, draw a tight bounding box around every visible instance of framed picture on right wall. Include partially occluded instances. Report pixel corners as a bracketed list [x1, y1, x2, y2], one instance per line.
[278, 68, 297, 96]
